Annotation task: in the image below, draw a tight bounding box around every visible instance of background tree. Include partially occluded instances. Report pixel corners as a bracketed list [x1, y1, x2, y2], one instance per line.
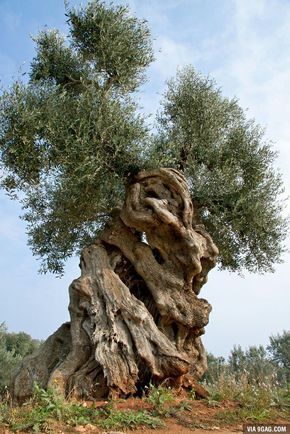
[202, 353, 227, 384]
[0, 323, 41, 393]
[0, 0, 287, 401]
[228, 344, 276, 385]
[203, 339, 289, 407]
[267, 331, 290, 382]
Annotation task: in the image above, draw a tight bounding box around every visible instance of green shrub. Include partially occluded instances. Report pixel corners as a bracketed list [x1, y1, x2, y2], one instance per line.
[0, 323, 42, 394]
[146, 384, 174, 415]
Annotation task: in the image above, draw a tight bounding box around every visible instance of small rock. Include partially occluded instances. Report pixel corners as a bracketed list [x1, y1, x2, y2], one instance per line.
[74, 426, 86, 433]
[102, 431, 125, 434]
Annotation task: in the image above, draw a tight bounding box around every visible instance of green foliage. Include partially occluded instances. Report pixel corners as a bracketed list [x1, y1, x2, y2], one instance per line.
[213, 382, 290, 425]
[0, 1, 287, 274]
[146, 383, 174, 415]
[0, 0, 152, 275]
[2, 385, 95, 431]
[4, 331, 40, 358]
[32, 383, 65, 420]
[0, 323, 18, 393]
[267, 331, 290, 381]
[99, 408, 164, 430]
[0, 402, 9, 426]
[204, 337, 290, 390]
[68, 0, 154, 91]
[0, 378, 288, 431]
[203, 338, 289, 425]
[151, 67, 287, 273]
[215, 407, 272, 425]
[0, 347, 19, 397]
[205, 367, 289, 424]
[0, 323, 41, 393]
[0, 384, 163, 432]
[30, 30, 84, 88]
[276, 386, 290, 410]
[203, 353, 227, 384]
[203, 338, 289, 419]
[228, 344, 277, 384]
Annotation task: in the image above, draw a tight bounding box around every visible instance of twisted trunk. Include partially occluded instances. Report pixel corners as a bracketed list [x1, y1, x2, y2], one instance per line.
[12, 168, 218, 401]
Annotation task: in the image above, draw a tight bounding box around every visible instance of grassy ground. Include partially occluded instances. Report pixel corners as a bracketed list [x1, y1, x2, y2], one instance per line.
[0, 381, 289, 433]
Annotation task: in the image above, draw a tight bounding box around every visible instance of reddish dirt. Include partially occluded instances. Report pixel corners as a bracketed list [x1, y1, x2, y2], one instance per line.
[131, 425, 238, 434]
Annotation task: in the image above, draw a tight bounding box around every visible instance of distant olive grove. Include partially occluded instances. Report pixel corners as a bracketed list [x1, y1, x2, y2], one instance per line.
[204, 330, 290, 387]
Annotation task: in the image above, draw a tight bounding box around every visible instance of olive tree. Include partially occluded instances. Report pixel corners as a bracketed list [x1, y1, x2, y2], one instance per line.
[0, 0, 286, 401]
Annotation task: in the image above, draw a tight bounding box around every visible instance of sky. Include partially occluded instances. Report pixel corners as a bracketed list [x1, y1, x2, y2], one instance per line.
[0, 0, 289, 358]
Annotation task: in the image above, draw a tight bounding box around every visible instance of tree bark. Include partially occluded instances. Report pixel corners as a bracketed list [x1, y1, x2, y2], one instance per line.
[11, 168, 218, 401]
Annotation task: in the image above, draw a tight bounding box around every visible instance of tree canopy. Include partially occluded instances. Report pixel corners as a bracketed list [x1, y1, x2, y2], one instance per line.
[267, 331, 290, 376]
[0, 0, 287, 275]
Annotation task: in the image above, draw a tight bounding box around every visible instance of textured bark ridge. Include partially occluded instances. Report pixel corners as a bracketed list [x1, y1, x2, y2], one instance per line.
[12, 168, 218, 401]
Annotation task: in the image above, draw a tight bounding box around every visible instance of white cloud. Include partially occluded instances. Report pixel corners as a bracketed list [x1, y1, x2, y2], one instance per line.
[137, 36, 199, 119]
[0, 53, 18, 86]
[0, 210, 24, 244]
[197, 0, 290, 355]
[152, 36, 198, 80]
[209, 0, 290, 196]
[0, 2, 21, 32]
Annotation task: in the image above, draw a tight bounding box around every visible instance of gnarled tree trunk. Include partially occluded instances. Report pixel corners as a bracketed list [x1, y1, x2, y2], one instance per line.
[12, 168, 218, 401]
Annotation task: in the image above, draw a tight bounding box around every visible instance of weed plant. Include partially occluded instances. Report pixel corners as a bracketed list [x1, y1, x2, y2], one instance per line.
[146, 383, 175, 415]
